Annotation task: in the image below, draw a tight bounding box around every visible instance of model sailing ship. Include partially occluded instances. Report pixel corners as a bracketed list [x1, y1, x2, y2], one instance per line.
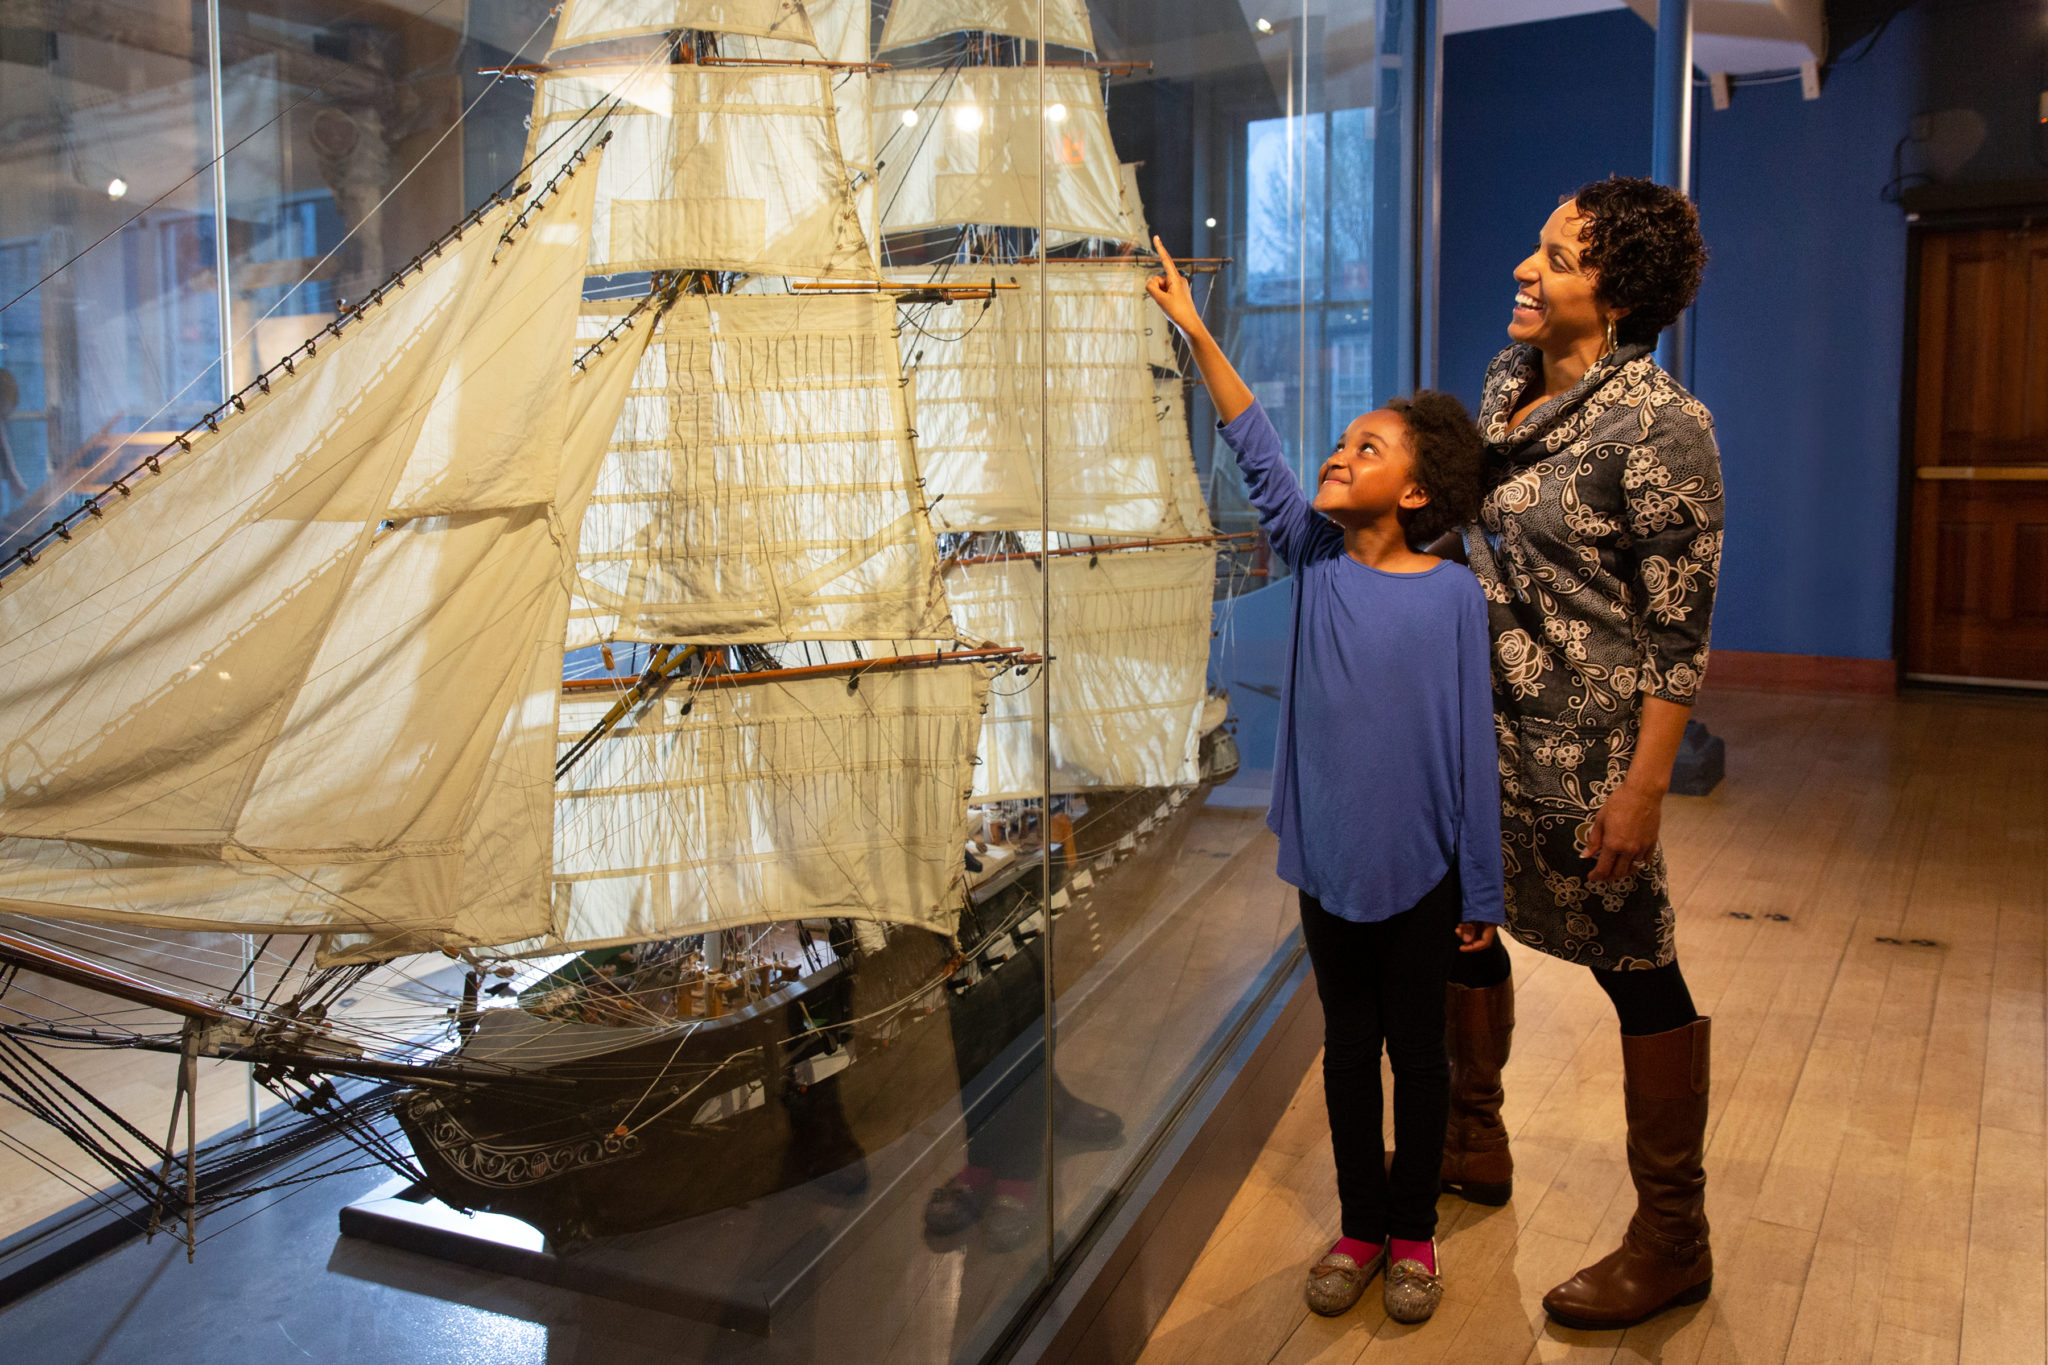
[0, 0, 1241, 1247]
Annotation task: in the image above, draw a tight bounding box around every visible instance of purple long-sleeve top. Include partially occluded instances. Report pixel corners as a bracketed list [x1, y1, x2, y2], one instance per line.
[1220, 402, 1505, 926]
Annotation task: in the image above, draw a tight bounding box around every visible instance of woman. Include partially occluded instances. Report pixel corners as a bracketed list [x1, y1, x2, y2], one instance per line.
[1439, 175, 1721, 1331]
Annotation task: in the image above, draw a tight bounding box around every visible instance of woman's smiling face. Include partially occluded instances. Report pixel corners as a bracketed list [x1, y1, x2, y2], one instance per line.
[1509, 199, 1612, 354]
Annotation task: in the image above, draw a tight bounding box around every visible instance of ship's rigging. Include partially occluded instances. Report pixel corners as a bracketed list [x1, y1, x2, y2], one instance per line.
[0, 0, 1258, 1256]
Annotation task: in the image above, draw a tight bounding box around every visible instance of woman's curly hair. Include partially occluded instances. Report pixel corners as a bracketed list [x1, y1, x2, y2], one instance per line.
[1572, 176, 1708, 347]
[1386, 390, 1485, 547]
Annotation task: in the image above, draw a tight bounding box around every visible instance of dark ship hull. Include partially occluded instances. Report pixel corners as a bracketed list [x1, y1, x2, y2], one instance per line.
[395, 731, 1240, 1243]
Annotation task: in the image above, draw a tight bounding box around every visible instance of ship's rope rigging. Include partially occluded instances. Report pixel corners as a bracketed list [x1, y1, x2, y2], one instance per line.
[0, 1, 1268, 1239]
[0, 7, 703, 575]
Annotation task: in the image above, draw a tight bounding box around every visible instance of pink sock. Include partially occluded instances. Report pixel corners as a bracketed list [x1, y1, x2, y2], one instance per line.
[1332, 1236, 1382, 1264]
[1389, 1237, 1436, 1273]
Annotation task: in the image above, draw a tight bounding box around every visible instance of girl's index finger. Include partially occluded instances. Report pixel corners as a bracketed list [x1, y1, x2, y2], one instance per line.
[1152, 235, 1177, 279]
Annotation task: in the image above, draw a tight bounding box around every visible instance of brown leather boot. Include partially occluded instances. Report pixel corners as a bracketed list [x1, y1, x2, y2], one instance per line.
[1440, 977, 1515, 1205]
[1543, 1018, 1712, 1330]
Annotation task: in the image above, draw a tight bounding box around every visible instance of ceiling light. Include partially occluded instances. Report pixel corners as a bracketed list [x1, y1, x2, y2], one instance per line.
[901, 109, 919, 127]
[106, 177, 128, 200]
[1046, 103, 1068, 122]
[1205, 217, 1217, 227]
[952, 103, 983, 132]
[1255, 17, 1273, 33]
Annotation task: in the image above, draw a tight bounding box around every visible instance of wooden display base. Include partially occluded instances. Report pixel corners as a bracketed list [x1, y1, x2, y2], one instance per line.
[339, 1016, 1051, 1335]
[341, 1182, 784, 1333]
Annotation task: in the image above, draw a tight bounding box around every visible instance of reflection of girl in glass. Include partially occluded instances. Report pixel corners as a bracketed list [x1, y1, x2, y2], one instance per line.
[1441, 176, 1722, 1332]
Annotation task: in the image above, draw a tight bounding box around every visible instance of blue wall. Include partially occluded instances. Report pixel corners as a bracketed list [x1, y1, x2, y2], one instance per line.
[1440, 11, 1652, 412]
[1687, 16, 1921, 660]
[1440, 7, 1935, 661]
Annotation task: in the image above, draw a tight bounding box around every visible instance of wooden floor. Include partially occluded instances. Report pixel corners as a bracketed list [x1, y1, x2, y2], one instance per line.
[1136, 686, 2048, 1365]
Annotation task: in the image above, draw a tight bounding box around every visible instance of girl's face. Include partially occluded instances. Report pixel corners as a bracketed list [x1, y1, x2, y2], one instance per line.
[1312, 409, 1429, 528]
[1509, 199, 1615, 355]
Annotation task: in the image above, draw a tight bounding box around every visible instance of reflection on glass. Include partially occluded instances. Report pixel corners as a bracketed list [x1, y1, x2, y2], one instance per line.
[0, 13, 219, 542]
[0, 0, 1417, 1357]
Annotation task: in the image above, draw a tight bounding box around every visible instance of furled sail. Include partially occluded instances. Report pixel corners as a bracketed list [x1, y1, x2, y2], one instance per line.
[548, 0, 820, 55]
[526, 63, 875, 279]
[901, 264, 1201, 536]
[569, 292, 952, 645]
[877, 0, 1094, 53]
[530, 661, 990, 951]
[946, 544, 1214, 800]
[0, 163, 603, 939]
[871, 68, 1135, 242]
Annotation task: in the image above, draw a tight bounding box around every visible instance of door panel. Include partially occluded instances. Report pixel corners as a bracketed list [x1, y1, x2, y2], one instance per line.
[1908, 226, 2048, 683]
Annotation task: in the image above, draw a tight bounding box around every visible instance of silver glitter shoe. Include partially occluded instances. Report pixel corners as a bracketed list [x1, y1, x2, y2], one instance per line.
[1305, 1244, 1385, 1317]
[1383, 1245, 1445, 1323]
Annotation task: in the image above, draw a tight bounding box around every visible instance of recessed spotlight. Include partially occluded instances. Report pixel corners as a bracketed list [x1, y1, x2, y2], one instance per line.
[952, 103, 983, 132]
[1205, 217, 1217, 227]
[1255, 17, 1273, 33]
[901, 109, 919, 127]
[1046, 103, 1068, 122]
[106, 177, 128, 200]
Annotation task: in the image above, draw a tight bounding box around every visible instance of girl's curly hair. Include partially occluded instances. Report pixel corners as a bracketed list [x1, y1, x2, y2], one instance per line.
[1386, 390, 1485, 547]
[1572, 176, 1708, 347]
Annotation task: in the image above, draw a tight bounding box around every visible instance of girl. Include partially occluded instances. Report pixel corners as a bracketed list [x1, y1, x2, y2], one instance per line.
[1148, 242, 1505, 1324]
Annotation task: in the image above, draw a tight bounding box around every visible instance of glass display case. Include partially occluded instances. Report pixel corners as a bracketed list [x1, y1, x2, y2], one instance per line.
[0, 1, 1437, 1358]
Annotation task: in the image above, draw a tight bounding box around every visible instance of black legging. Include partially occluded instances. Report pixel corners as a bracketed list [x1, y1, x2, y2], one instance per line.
[1298, 874, 1460, 1243]
[1447, 937, 1697, 1036]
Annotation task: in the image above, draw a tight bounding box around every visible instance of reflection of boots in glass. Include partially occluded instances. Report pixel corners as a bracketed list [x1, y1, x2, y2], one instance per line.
[1543, 1019, 1712, 1330]
[1441, 977, 1515, 1205]
[1051, 1074, 1124, 1150]
[925, 1165, 992, 1237]
[982, 1179, 1038, 1252]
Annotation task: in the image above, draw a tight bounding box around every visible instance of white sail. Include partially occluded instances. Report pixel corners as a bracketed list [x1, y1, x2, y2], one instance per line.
[323, 308, 665, 963]
[568, 293, 951, 645]
[1155, 380, 1216, 537]
[751, 0, 877, 264]
[528, 661, 989, 951]
[548, 0, 819, 54]
[946, 544, 1214, 800]
[871, 68, 1136, 242]
[901, 264, 1201, 536]
[1044, 162, 1148, 251]
[526, 63, 875, 279]
[0, 165, 602, 938]
[877, 0, 1094, 53]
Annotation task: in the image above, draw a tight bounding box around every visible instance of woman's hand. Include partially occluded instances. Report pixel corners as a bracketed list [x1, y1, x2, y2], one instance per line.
[1583, 696, 1689, 882]
[1583, 777, 1664, 882]
[1456, 922, 1499, 952]
[1145, 237, 1206, 338]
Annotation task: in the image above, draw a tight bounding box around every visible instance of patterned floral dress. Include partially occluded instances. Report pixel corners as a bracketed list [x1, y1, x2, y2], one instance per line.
[1461, 341, 1723, 969]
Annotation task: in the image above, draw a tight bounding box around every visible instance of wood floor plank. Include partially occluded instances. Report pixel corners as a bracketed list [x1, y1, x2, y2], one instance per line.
[1782, 928, 1942, 1365]
[1137, 690, 2048, 1365]
[1959, 1120, 2047, 1363]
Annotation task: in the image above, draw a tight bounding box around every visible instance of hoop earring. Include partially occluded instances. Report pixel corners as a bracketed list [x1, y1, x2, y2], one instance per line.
[1604, 318, 1618, 355]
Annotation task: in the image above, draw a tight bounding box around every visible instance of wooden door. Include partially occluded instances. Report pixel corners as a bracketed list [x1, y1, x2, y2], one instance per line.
[1907, 225, 2048, 684]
